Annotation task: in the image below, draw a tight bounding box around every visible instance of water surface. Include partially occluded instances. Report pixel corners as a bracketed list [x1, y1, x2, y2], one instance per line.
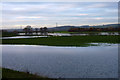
[19, 32, 119, 36]
[0, 36, 48, 39]
[2, 44, 118, 78]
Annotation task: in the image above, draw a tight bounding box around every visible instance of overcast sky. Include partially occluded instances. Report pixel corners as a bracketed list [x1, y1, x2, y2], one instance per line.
[2, 2, 118, 29]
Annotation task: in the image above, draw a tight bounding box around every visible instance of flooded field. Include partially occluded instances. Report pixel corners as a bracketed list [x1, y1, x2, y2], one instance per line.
[19, 32, 119, 36]
[2, 44, 118, 78]
[0, 36, 48, 39]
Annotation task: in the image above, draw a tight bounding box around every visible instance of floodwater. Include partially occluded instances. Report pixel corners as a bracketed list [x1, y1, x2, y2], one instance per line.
[0, 36, 48, 39]
[2, 44, 118, 78]
[1, 32, 119, 39]
[19, 32, 119, 36]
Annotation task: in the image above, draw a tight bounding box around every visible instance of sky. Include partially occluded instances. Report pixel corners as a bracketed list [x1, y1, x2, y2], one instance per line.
[2, 2, 118, 29]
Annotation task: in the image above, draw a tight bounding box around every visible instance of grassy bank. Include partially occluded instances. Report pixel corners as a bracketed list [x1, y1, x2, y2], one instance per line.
[2, 35, 120, 47]
[2, 32, 18, 37]
[2, 68, 56, 80]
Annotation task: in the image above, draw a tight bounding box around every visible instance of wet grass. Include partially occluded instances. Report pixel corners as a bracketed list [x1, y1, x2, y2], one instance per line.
[2, 32, 18, 37]
[2, 68, 56, 80]
[2, 68, 118, 80]
[2, 35, 120, 47]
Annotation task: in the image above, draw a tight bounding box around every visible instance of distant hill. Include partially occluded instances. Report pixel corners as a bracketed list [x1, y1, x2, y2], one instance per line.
[2, 29, 23, 32]
[91, 24, 120, 28]
[48, 24, 120, 31]
[2, 24, 119, 32]
[48, 26, 77, 31]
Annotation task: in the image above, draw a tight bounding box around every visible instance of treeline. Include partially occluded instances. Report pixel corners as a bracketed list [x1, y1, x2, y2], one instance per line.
[68, 27, 120, 32]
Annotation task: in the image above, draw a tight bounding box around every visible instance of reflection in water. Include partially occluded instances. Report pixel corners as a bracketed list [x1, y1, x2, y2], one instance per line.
[2, 44, 118, 78]
[19, 32, 119, 36]
[1, 32, 119, 39]
[0, 36, 48, 39]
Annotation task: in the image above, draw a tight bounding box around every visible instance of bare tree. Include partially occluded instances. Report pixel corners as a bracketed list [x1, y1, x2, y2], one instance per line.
[23, 28, 28, 35]
[40, 27, 43, 35]
[23, 25, 33, 35]
[43, 27, 48, 35]
[35, 28, 38, 35]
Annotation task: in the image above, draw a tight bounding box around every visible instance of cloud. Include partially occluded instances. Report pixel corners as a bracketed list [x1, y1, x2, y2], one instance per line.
[86, 3, 108, 8]
[2, 2, 118, 29]
[16, 16, 43, 19]
[12, 7, 26, 11]
[77, 14, 88, 16]
[94, 17, 104, 20]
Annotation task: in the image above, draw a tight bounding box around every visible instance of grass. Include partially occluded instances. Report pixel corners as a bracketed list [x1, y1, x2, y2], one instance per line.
[2, 68, 56, 80]
[2, 32, 18, 37]
[1, 68, 118, 80]
[2, 35, 120, 47]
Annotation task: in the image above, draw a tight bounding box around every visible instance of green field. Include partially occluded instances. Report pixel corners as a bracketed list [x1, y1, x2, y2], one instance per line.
[2, 32, 18, 37]
[2, 68, 56, 80]
[2, 35, 120, 47]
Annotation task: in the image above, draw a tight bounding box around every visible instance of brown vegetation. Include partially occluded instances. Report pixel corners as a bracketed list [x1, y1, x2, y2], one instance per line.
[68, 27, 120, 32]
